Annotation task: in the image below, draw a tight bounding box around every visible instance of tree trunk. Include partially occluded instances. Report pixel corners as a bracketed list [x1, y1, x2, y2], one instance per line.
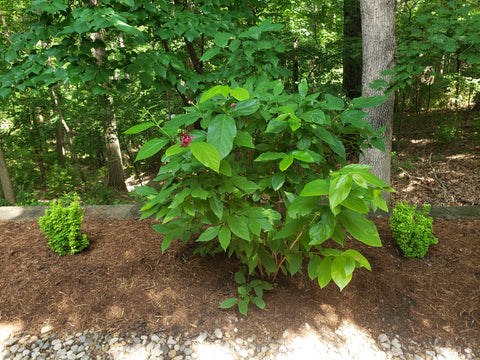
[359, 0, 396, 201]
[89, 0, 127, 192]
[343, 0, 362, 99]
[0, 142, 15, 205]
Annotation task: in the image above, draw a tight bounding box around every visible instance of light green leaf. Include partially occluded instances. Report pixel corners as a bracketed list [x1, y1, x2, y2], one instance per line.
[251, 296, 266, 309]
[300, 179, 329, 197]
[219, 160, 232, 176]
[135, 185, 158, 196]
[207, 114, 237, 159]
[229, 215, 251, 241]
[235, 131, 255, 148]
[286, 252, 303, 276]
[238, 298, 249, 316]
[200, 85, 230, 103]
[338, 209, 382, 247]
[197, 225, 220, 242]
[345, 249, 371, 271]
[254, 152, 287, 162]
[288, 196, 321, 218]
[329, 174, 352, 210]
[331, 257, 352, 291]
[218, 226, 231, 251]
[302, 110, 327, 125]
[230, 87, 249, 101]
[309, 208, 337, 245]
[232, 176, 258, 193]
[190, 142, 221, 172]
[135, 138, 170, 161]
[123, 122, 155, 134]
[317, 257, 333, 288]
[323, 94, 345, 111]
[292, 150, 314, 162]
[214, 32, 234, 47]
[298, 80, 308, 97]
[219, 298, 238, 309]
[341, 194, 370, 214]
[279, 154, 294, 171]
[164, 143, 186, 157]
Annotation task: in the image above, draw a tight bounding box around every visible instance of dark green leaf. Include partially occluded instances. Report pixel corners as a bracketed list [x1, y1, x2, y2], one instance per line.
[271, 173, 285, 191]
[218, 226, 231, 251]
[229, 215, 251, 241]
[338, 209, 382, 247]
[300, 179, 329, 197]
[135, 138, 169, 161]
[309, 208, 337, 245]
[197, 226, 220, 242]
[207, 114, 237, 159]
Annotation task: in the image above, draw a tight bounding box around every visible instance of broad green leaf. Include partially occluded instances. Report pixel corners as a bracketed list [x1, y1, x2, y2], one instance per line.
[338, 209, 382, 247]
[288, 115, 301, 131]
[218, 226, 231, 251]
[135, 185, 158, 196]
[207, 114, 237, 159]
[219, 298, 238, 309]
[309, 208, 337, 245]
[219, 160, 232, 176]
[164, 143, 185, 157]
[254, 152, 287, 162]
[292, 150, 314, 162]
[235, 271, 246, 284]
[190, 142, 221, 172]
[191, 186, 209, 199]
[161, 234, 174, 253]
[230, 100, 259, 116]
[123, 122, 155, 134]
[323, 94, 345, 111]
[251, 296, 266, 309]
[345, 249, 371, 271]
[258, 248, 277, 274]
[135, 138, 169, 161]
[302, 110, 328, 125]
[200, 47, 222, 61]
[228, 215, 251, 241]
[331, 257, 352, 291]
[271, 173, 285, 191]
[317, 257, 333, 288]
[279, 154, 294, 171]
[214, 32, 234, 47]
[232, 176, 258, 193]
[230, 87, 249, 101]
[266, 120, 289, 133]
[274, 218, 306, 240]
[298, 80, 308, 97]
[329, 174, 352, 210]
[200, 85, 230, 103]
[209, 193, 224, 220]
[197, 225, 220, 242]
[235, 131, 255, 148]
[351, 96, 387, 109]
[300, 179, 329, 197]
[340, 110, 368, 126]
[288, 196, 321, 218]
[341, 194, 370, 214]
[286, 252, 303, 276]
[308, 255, 322, 280]
[238, 298, 249, 316]
[164, 113, 200, 129]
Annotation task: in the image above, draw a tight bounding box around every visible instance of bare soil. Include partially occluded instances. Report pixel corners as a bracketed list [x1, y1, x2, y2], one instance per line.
[0, 110, 479, 353]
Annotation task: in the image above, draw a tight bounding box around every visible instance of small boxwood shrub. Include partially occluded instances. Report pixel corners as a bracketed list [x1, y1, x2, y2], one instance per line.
[39, 194, 89, 256]
[390, 201, 438, 258]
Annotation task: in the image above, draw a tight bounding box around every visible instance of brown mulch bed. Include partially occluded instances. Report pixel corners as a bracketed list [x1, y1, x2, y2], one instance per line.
[1, 217, 479, 352]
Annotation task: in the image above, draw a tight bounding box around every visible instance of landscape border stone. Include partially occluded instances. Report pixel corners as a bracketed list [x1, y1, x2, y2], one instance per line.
[0, 204, 479, 221]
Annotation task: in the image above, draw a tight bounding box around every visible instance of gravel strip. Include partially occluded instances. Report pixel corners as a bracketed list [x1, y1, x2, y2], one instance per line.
[1, 327, 477, 360]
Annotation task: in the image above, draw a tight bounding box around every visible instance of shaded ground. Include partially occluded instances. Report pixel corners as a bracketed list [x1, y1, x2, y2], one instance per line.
[0, 217, 479, 354]
[391, 110, 480, 206]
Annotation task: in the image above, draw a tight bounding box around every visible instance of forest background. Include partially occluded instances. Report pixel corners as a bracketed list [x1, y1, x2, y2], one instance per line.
[0, 0, 479, 207]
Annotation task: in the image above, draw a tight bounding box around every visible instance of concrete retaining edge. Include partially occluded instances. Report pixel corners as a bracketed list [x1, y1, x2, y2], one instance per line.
[0, 205, 479, 221]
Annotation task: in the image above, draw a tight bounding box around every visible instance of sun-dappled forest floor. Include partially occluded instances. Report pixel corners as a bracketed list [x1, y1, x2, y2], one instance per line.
[391, 109, 480, 206]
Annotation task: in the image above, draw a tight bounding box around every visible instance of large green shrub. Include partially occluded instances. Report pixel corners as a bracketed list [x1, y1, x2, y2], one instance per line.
[390, 201, 438, 258]
[127, 82, 393, 312]
[39, 194, 89, 256]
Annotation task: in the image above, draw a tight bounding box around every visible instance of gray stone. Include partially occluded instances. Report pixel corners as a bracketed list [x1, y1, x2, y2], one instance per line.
[378, 334, 390, 343]
[214, 328, 223, 339]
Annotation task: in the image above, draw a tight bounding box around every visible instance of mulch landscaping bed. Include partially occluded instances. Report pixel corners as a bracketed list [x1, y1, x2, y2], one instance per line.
[1, 217, 478, 351]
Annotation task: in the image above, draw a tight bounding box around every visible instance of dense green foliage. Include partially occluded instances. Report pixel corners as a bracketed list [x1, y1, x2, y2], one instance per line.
[128, 82, 392, 313]
[38, 194, 89, 256]
[0, 0, 479, 205]
[390, 201, 438, 258]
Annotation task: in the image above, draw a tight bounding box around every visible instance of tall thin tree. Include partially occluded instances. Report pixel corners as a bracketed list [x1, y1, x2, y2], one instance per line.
[359, 0, 397, 200]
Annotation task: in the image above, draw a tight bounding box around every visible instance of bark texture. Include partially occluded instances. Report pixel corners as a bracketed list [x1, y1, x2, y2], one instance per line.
[0, 143, 15, 205]
[359, 0, 396, 197]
